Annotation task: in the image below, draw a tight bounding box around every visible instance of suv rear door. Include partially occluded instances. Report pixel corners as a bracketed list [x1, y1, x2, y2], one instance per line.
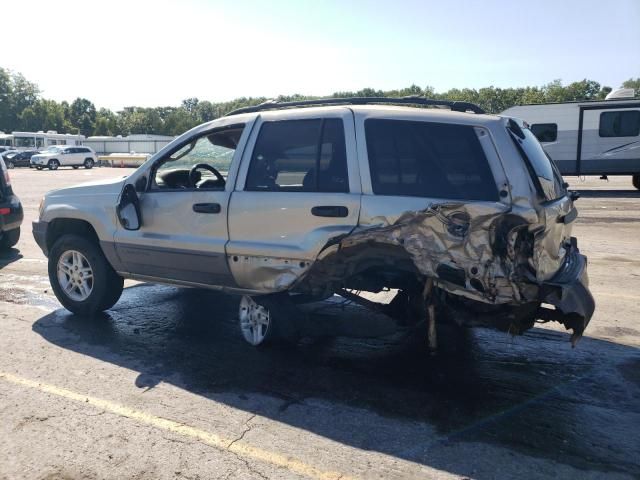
[354, 111, 512, 293]
[227, 108, 361, 291]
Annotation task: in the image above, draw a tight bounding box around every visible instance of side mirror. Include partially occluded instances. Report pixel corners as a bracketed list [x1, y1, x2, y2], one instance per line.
[135, 175, 147, 193]
[117, 184, 142, 230]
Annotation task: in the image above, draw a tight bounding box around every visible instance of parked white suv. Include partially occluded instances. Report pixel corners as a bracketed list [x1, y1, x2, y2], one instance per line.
[33, 97, 595, 349]
[31, 146, 97, 170]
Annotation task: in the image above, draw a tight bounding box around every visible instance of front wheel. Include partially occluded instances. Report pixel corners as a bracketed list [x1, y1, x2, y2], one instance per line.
[48, 159, 59, 170]
[84, 158, 94, 169]
[48, 234, 124, 315]
[6, 161, 14, 169]
[633, 174, 640, 190]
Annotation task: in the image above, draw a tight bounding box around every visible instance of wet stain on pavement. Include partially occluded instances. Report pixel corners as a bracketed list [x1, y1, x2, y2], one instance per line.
[32, 284, 640, 478]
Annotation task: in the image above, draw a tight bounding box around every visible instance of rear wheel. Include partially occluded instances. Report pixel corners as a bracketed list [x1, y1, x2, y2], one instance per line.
[48, 234, 124, 315]
[48, 159, 59, 170]
[239, 295, 274, 346]
[84, 158, 94, 169]
[0, 228, 20, 250]
[633, 174, 640, 190]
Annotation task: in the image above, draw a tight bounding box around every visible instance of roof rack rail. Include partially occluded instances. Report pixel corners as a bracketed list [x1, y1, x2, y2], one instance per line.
[224, 96, 486, 116]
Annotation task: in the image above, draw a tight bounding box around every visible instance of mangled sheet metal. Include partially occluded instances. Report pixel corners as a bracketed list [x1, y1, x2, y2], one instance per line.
[232, 200, 593, 343]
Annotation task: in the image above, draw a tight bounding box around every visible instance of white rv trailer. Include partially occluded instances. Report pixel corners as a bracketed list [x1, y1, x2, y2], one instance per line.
[0, 131, 85, 150]
[502, 89, 640, 189]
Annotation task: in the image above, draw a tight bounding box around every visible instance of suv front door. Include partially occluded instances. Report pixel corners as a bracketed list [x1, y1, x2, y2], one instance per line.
[226, 109, 361, 291]
[113, 122, 251, 287]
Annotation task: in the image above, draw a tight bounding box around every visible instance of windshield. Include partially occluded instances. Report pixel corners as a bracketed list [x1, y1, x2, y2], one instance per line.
[507, 119, 566, 201]
[44, 146, 62, 153]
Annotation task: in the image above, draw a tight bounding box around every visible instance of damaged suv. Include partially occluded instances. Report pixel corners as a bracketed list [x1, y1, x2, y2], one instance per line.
[33, 97, 594, 348]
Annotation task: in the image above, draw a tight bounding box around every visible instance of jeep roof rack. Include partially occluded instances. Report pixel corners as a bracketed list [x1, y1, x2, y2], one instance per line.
[224, 96, 486, 116]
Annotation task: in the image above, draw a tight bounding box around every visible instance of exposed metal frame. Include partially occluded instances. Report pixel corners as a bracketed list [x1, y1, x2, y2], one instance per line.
[225, 96, 486, 116]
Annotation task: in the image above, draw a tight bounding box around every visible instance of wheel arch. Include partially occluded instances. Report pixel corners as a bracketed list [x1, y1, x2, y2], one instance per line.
[46, 218, 100, 252]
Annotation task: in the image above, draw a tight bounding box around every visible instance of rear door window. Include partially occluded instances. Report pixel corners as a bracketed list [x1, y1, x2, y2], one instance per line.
[246, 119, 348, 192]
[364, 119, 498, 201]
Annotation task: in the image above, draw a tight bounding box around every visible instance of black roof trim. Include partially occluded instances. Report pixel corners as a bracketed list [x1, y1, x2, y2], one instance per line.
[224, 96, 486, 116]
[509, 97, 640, 108]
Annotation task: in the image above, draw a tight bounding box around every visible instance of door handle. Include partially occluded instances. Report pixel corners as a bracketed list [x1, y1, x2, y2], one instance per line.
[311, 206, 349, 218]
[193, 203, 221, 214]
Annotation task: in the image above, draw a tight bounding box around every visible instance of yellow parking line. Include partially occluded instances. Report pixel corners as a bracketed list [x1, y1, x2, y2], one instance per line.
[0, 371, 353, 480]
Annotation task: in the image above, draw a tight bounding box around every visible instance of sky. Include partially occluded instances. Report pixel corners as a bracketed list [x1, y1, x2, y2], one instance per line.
[4, 0, 640, 111]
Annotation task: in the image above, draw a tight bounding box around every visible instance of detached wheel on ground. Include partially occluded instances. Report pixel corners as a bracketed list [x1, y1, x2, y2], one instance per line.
[48, 234, 124, 315]
[48, 159, 59, 170]
[0, 227, 20, 250]
[633, 174, 640, 190]
[84, 158, 94, 169]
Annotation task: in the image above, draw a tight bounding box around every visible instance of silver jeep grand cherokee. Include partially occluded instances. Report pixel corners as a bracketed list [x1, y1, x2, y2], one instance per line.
[32, 98, 594, 348]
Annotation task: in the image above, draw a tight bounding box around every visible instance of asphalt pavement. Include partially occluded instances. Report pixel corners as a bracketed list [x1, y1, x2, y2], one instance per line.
[1, 168, 639, 479]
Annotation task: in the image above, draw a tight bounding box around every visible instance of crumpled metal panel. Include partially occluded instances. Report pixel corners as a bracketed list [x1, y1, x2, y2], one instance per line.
[239, 200, 571, 311]
[530, 196, 573, 282]
[330, 202, 528, 304]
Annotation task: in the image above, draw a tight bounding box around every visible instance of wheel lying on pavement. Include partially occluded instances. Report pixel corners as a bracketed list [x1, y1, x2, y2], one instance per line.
[239, 295, 273, 346]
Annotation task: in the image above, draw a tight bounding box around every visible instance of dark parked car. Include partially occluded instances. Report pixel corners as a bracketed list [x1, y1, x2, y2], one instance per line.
[2, 150, 40, 169]
[0, 157, 23, 249]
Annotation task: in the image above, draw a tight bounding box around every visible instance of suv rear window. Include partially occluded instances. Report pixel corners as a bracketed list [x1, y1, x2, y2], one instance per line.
[246, 119, 348, 192]
[365, 119, 498, 200]
[507, 119, 566, 201]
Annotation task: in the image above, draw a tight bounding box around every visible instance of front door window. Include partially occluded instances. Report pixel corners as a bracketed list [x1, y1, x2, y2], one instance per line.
[152, 125, 245, 191]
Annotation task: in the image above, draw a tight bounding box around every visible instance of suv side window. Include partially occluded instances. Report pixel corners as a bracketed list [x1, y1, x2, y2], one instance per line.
[245, 119, 348, 192]
[365, 119, 499, 201]
[151, 124, 245, 190]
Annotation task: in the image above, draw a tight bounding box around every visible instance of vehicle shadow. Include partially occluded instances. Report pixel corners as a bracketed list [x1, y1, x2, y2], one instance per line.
[574, 189, 640, 198]
[32, 284, 640, 478]
[0, 248, 23, 270]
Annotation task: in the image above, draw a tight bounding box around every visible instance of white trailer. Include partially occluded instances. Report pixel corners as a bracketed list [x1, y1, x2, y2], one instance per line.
[5, 131, 85, 150]
[502, 89, 640, 189]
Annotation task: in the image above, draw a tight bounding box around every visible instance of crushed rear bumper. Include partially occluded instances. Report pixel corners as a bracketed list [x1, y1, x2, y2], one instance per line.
[539, 238, 595, 345]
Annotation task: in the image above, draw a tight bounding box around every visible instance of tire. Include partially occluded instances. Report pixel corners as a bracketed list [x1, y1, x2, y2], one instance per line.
[0, 227, 20, 250]
[48, 234, 124, 315]
[6, 161, 14, 169]
[633, 174, 640, 190]
[73, 166, 79, 169]
[48, 159, 59, 170]
[36, 166, 43, 170]
[84, 158, 94, 169]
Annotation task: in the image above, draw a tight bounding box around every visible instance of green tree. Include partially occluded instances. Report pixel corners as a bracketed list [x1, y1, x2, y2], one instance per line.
[622, 78, 640, 95]
[68, 98, 97, 136]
